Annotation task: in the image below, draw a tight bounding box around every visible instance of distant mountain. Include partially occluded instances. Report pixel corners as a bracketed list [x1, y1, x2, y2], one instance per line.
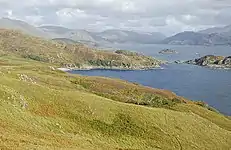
[40, 27, 166, 44]
[0, 18, 166, 45]
[161, 31, 231, 46]
[39, 26, 96, 42]
[199, 25, 231, 35]
[94, 29, 166, 44]
[39, 26, 72, 34]
[52, 37, 100, 48]
[0, 18, 51, 38]
[52, 38, 81, 44]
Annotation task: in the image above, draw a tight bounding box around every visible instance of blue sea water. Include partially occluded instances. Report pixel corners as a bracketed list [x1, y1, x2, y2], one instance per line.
[70, 44, 231, 115]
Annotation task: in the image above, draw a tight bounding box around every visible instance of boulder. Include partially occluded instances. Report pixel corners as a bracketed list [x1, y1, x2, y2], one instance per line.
[222, 56, 231, 65]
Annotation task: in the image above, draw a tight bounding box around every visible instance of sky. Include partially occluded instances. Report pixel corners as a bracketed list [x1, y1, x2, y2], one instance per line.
[0, 0, 231, 36]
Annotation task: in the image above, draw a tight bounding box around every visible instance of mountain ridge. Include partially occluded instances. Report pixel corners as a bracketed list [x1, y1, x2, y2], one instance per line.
[161, 30, 231, 46]
[0, 17, 51, 38]
[199, 25, 231, 35]
[0, 18, 166, 45]
[2, 17, 231, 46]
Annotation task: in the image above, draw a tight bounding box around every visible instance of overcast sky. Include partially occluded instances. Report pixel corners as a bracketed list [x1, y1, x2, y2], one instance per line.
[0, 0, 231, 35]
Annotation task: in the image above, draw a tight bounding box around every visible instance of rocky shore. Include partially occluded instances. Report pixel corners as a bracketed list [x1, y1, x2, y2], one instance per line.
[186, 55, 231, 69]
[58, 63, 163, 72]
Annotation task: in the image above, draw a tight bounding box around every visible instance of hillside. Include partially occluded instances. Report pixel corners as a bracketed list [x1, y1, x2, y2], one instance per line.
[0, 55, 231, 149]
[0, 29, 163, 70]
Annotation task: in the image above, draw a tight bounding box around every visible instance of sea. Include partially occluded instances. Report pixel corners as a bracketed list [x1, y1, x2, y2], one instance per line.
[70, 44, 231, 115]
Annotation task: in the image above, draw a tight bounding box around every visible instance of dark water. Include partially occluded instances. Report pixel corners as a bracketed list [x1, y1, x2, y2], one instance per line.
[70, 44, 231, 115]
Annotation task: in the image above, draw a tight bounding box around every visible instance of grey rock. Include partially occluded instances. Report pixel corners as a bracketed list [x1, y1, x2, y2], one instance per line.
[186, 55, 231, 68]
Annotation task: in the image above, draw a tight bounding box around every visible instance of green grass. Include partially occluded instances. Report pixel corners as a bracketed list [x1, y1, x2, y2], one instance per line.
[0, 56, 231, 149]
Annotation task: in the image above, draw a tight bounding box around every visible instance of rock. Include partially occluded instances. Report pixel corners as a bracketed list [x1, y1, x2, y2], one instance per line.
[222, 56, 231, 65]
[174, 60, 183, 64]
[159, 49, 178, 54]
[18, 74, 36, 84]
[186, 55, 231, 69]
[49, 66, 56, 71]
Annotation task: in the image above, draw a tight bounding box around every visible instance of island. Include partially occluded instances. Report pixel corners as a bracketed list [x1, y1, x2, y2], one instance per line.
[159, 49, 178, 54]
[186, 55, 231, 69]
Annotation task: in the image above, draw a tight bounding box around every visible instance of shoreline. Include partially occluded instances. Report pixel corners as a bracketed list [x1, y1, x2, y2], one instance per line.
[185, 62, 231, 70]
[57, 65, 163, 72]
[204, 65, 231, 70]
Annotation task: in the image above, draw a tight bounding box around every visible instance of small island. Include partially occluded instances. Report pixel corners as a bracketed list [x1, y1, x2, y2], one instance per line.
[159, 49, 178, 54]
[186, 55, 231, 69]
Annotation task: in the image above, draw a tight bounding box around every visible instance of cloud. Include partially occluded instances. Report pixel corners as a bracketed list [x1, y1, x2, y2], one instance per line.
[0, 0, 231, 35]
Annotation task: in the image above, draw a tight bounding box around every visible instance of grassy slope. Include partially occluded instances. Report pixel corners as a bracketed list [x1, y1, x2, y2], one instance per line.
[0, 29, 162, 69]
[0, 56, 231, 150]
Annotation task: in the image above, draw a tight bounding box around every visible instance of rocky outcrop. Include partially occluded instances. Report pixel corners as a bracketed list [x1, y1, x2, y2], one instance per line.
[186, 55, 231, 68]
[159, 49, 178, 54]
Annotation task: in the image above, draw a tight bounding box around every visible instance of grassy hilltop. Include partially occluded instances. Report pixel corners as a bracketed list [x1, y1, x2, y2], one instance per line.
[0, 29, 231, 149]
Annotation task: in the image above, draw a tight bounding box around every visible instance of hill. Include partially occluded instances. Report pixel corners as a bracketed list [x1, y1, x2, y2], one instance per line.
[0, 18, 51, 38]
[39, 26, 97, 42]
[199, 25, 231, 36]
[161, 31, 231, 46]
[93, 29, 166, 44]
[0, 29, 163, 70]
[0, 18, 166, 44]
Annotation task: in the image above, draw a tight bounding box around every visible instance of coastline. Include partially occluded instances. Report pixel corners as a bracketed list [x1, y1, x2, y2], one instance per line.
[204, 64, 231, 70]
[57, 65, 163, 72]
[185, 62, 231, 70]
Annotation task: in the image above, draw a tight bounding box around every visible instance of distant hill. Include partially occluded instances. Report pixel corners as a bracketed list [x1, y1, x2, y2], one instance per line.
[52, 38, 81, 45]
[199, 25, 231, 35]
[0, 18, 166, 45]
[39, 26, 72, 34]
[161, 31, 231, 46]
[39, 26, 97, 42]
[52, 37, 100, 48]
[0, 18, 51, 38]
[93, 29, 166, 44]
[4, 17, 231, 46]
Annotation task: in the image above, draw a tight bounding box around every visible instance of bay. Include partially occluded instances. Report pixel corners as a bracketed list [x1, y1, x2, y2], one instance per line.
[70, 44, 231, 115]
